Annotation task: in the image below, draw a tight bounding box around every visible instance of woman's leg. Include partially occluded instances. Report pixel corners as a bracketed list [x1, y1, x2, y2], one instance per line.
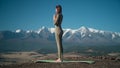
[55, 31, 63, 61]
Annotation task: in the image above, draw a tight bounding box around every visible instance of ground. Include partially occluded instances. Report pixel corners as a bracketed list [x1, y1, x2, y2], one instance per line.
[0, 52, 120, 68]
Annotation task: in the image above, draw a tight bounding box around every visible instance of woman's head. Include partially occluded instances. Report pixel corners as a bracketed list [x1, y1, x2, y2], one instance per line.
[56, 5, 62, 14]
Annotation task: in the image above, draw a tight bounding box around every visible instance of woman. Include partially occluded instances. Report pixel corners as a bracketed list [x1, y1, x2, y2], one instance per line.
[53, 5, 63, 62]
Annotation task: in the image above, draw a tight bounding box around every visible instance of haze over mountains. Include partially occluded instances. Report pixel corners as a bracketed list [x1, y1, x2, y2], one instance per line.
[0, 26, 120, 53]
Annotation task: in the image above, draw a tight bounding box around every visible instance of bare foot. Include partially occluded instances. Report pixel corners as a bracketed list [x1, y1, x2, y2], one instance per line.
[56, 58, 62, 62]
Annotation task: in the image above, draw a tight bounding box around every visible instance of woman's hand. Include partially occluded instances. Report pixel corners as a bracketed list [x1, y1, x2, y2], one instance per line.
[53, 14, 59, 26]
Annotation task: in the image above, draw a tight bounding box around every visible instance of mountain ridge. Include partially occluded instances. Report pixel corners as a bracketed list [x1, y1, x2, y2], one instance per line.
[0, 26, 120, 45]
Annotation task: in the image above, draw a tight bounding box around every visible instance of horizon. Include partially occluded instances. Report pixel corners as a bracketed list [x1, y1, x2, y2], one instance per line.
[0, 0, 120, 32]
[1, 26, 120, 33]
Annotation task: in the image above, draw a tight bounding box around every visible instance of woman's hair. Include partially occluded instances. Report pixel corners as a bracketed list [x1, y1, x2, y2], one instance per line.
[56, 5, 62, 13]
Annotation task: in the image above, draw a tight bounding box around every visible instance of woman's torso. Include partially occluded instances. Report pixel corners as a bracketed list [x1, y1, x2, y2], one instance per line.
[55, 14, 63, 34]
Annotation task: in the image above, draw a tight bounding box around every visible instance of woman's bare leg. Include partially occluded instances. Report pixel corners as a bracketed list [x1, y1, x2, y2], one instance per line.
[55, 32, 63, 62]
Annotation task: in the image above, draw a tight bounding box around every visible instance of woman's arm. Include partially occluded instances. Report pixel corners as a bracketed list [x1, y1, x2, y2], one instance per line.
[53, 14, 59, 26]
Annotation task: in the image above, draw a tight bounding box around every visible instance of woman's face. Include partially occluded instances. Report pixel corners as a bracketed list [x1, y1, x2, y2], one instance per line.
[56, 7, 60, 13]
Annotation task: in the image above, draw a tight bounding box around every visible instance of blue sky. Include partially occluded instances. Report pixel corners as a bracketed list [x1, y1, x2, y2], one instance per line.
[0, 0, 120, 32]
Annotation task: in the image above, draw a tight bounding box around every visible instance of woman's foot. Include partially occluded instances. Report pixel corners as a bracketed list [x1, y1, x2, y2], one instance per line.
[56, 58, 62, 62]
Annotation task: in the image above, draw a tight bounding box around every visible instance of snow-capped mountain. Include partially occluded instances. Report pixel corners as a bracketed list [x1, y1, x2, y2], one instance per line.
[0, 26, 120, 45]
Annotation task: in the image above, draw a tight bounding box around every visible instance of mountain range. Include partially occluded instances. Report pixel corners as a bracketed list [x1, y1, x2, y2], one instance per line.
[0, 26, 120, 53]
[0, 26, 120, 44]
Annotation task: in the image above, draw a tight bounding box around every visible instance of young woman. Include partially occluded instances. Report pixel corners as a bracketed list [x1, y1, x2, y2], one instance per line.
[53, 5, 63, 62]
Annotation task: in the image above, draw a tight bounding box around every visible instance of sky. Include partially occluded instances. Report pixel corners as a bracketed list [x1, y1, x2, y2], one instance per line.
[0, 0, 120, 32]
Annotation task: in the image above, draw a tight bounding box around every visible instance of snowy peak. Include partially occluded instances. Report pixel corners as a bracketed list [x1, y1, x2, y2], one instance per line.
[6, 26, 120, 45]
[14, 26, 120, 38]
[41, 26, 48, 31]
[16, 29, 21, 33]
[15, 29, 26, 33]
[48, 28, 55, 33]
[62, 26, 120, 43]
[89, 28, 100, 33]
[78, 26, 103, 34]
[35, 26, 48, 34]
[79, 26, 89, 32]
